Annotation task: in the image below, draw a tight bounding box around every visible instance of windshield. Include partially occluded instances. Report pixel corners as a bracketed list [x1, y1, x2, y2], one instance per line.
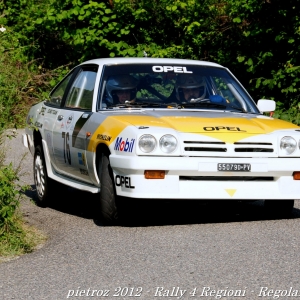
[99, 64, 259, 113]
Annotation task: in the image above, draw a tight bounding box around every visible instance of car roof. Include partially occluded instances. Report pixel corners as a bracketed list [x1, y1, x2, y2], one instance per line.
[81, 57, 224, 68]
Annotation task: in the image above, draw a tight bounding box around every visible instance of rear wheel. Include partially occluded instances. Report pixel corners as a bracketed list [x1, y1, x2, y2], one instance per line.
[97, 153, 119, 225]
[264, 200, 294, 218]
[33, 145, 61, 207]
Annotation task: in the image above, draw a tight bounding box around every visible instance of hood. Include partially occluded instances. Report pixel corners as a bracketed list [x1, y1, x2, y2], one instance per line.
[111, 109, 299, 134]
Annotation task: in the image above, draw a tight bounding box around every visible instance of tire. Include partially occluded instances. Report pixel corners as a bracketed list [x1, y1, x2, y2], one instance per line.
[33, 145, 60, 207]
[97, 153, 118, 225]
[264, 200, 294, 218]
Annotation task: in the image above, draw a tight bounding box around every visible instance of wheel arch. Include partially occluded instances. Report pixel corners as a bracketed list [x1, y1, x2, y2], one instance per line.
[33, 129, 43, 148]
[95, 142, 111, 182]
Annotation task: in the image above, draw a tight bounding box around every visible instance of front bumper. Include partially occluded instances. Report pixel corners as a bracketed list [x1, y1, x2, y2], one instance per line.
[109, 155, 300, 200]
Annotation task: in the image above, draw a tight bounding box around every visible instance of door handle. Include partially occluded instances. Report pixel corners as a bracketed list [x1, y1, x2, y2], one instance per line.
[57, 115, 64, 121]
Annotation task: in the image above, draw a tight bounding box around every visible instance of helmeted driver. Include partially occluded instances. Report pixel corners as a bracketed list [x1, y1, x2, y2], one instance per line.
[106, 74, 138, 104]
[175, 74, 207, 102]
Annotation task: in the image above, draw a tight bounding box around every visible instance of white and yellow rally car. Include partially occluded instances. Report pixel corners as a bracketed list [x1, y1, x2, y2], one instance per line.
[23, 57, 300, 224]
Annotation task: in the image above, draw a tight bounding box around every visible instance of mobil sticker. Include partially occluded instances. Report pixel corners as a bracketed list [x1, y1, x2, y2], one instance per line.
[114, 137, 135, 152]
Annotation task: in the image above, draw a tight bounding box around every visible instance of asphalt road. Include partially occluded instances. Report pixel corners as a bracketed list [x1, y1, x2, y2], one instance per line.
[1, 129, 300, 300]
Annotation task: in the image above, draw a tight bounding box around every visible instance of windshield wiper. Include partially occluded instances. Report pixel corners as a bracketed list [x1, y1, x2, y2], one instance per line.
[180, 102, 228, 109]
[135, 102, 164, 108]
[107, 101, 167, 109]
[227, 104, 247, 113]
[106, 103, 138, 108]
[226, 104, 262, 114]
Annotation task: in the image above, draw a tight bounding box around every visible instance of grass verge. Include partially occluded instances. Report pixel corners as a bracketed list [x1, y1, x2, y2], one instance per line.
[0, 130, 47, 263]
[0, 211, 47, 263]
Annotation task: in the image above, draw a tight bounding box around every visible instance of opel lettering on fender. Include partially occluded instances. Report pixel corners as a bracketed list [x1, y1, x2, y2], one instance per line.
[115, 175, 135, 189]
[114, 137, 135, 152]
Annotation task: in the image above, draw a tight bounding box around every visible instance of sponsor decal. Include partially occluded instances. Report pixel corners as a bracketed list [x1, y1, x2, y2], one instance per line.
[97, 134, 112, 141]
[78, 152, 86, 166]
[39, 107, 46, 115]
[152, 66, 193, 73]
[115, 175, 135, 189]
[114, 137, 135, 152]
[79, 168, 88, 176]
[47, 108, 58, 115]
[203, 126, 246, 132]
[35, 121, 43, 128]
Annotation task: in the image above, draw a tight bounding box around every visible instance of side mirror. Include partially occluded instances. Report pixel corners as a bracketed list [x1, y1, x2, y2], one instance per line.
[257, 99, 276, 113]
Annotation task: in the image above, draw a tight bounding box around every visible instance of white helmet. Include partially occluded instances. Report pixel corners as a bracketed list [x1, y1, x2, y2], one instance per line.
[106, 75, 138, 103]
[175, 74, 206, 101]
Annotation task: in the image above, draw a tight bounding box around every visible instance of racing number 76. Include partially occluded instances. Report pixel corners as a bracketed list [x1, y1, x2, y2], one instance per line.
[62, 131, 71, 164]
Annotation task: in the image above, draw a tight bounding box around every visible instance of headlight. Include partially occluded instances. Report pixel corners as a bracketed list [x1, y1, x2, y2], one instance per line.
[159, 135, 177, 153]
[139, 134, 157, 153]
[280, 136, 297, 155]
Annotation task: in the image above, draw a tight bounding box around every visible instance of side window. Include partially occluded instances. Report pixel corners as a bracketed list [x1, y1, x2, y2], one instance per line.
[65, 69, 97, 110]
[48, 73, 73, 107]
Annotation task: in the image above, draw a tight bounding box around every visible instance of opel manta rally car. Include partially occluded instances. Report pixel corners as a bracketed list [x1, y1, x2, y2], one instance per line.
[23, 57, 300, 224]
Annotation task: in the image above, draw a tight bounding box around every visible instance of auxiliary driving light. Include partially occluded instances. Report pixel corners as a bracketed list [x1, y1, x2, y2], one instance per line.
[293, 172, 300, 180]
[144, 170, 165, 179]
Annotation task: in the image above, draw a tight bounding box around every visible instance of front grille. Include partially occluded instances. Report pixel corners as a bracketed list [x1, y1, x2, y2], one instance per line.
[184, 147, 227, 152]
[234, 142, 273, 153]
[234, 142, 273, 145]
[184, 141, 227, 152]
[235, 148, 273, 152]
[183, 140, 274, 154]
[184, 141, 226, 144]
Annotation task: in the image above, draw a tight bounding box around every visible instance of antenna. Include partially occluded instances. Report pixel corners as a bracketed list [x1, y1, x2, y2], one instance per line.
[133, 34, 148, 57]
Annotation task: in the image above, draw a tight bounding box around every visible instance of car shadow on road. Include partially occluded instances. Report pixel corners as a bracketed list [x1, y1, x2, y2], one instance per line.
[117, 199, 300, 227]
[24, 185, 300, 227]
[24, 185, 97, 219]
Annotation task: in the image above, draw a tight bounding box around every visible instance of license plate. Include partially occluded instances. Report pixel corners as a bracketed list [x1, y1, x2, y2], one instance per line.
[218, 163, 251, 172]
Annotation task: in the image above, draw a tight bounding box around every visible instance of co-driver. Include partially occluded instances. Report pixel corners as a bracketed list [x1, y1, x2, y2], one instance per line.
[105, 74, 138, 104]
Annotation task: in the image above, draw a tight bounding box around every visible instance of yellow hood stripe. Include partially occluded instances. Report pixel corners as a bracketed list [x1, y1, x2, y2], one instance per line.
[88, 116, 171, 152]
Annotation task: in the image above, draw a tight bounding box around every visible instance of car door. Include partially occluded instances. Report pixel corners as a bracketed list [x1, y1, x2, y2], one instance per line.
[52, 65, 98, 183]
[44, 71, 75, 164]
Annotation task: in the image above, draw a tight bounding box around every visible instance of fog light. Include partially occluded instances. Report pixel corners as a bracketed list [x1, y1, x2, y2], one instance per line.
[144, 170, 165, 179]
[293, 172, 300, 180]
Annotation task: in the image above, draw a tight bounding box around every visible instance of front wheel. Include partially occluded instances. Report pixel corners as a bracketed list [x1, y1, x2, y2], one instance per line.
[97, 153, 119, 225]
[33, 145, 56, 207]
[264, 200, 294, 218]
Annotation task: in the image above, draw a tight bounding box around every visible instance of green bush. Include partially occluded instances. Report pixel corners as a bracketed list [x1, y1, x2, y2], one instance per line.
[0, 129, 34, 257]
[0, 163, 28, 253]
[0, 26, 70, 128]
[0, 128, 47, 259]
